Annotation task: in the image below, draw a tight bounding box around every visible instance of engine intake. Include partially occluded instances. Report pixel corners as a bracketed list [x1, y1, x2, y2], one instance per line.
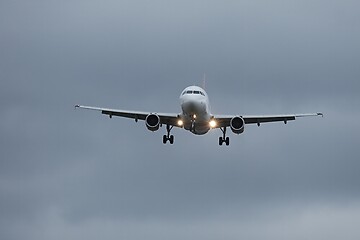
[230, 116, 245, 134]
[145, 114, 160, 131]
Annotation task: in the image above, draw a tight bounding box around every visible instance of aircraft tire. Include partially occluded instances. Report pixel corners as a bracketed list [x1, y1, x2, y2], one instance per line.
[169, 135, 174, 144]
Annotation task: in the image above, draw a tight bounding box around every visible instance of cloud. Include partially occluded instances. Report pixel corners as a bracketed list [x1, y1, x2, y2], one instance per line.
[1, 0, 360, 239]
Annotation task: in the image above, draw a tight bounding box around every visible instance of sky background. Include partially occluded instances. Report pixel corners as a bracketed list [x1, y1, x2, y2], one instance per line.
[1, 0, 360, 239]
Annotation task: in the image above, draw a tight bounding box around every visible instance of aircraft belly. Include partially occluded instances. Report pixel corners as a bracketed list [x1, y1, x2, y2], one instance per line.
[184, 120, 210, 135]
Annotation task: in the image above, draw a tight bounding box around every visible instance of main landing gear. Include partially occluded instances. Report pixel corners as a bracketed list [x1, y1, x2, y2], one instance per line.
[163, 124, 174, 144]
[219, 127, 230, 146]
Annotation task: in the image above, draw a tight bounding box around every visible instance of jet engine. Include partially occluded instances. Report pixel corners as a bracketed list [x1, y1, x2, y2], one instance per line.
[145, 114, 160, 131]
[230, 116, 245, 134]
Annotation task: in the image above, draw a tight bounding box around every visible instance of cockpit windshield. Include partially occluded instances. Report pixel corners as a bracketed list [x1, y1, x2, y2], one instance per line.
[182, 90, 205, 96]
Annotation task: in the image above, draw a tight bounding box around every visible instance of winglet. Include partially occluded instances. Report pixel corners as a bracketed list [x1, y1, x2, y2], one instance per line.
[317, 112, 324, 117]
[75, 104, 80, 109]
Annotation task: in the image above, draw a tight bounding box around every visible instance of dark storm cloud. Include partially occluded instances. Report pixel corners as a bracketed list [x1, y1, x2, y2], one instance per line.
[1, 0, 360, 239]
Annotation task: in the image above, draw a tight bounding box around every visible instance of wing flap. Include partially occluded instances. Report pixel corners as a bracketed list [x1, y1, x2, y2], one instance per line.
[243, 115, 296, 124]
[101, 109, 147, 120]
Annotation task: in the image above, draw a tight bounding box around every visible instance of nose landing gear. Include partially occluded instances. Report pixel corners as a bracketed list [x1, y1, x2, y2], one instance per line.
[190, 120, 196, 133]
[219, 127, 230, 146]
[163, 124, 174, 144]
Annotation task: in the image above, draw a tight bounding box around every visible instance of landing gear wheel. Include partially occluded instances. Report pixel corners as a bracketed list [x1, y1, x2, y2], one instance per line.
[169, 135, 174, 144]
[219, 137, 223, 146]
[163, 135, 167, 144]
[225, 137, 230, 146]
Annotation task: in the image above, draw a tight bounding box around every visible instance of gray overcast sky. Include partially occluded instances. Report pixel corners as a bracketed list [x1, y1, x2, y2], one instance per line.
[1, 0, 360, 239]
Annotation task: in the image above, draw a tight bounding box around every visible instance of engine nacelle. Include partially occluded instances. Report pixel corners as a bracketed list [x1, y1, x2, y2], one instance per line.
[145, 114, 160, 131]
[230, 116, 245, 134]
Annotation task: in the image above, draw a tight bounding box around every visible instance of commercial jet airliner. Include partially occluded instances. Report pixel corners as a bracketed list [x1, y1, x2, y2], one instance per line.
[75, 85, 322, 146]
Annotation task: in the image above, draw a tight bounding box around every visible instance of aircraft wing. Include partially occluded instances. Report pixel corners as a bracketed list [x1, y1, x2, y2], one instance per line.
[75, 105, 180, 126]
[214, 112, 323, 127]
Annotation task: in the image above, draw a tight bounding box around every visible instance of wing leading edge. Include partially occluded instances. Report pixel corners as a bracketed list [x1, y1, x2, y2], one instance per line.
[75, 105, 180, 127]
[214, 112, 323, 128]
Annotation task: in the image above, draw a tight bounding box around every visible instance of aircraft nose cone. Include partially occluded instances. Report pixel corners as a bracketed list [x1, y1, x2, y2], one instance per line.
[187, 102, 196, 111]
[182, 100, 206, 116]
[182, 101, 197, 112]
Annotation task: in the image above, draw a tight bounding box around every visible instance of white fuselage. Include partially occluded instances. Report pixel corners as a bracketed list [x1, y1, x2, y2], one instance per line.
[179, 86, 212, 135]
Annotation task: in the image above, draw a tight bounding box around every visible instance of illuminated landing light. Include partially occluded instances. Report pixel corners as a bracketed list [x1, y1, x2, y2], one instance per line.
[209, 120, 217, 128]
[193, 114, 197, 119]
[177, 119, 184, 126]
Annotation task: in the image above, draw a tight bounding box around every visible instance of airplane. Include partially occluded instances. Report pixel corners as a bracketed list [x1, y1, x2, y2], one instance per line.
[75, 85, 323, 146]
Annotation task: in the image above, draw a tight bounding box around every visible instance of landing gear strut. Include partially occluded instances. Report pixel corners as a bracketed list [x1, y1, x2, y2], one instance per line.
[219, 127, 230, 146]
[190, 120, 195, 133]
[163, 124, 174, 144]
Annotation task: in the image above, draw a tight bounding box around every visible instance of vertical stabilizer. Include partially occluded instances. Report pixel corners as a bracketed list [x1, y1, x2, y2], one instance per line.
[202, 72, 206, 89]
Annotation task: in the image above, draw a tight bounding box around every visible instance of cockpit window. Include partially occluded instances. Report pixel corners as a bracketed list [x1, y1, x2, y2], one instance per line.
[183, 90, 205, 95]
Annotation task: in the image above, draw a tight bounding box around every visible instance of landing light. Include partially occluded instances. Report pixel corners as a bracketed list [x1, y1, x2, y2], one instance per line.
[209, 120, 217, 128]
[177, 120, 184, 126]
[193, 114, 197, 119]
